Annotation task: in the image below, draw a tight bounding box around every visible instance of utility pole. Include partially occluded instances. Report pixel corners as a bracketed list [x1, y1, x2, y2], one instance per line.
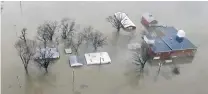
[1, 1, 4, 13]
[20, 1, 23, 16]
[72, 69, 75, 93]
[14, 25, 17, 38]
[99, 56, 101, 72]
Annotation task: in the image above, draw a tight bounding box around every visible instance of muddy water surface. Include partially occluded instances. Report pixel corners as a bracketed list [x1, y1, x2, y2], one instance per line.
[1, 1, 208, 94]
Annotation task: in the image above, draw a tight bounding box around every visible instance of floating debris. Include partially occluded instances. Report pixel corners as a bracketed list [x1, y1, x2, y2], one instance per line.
[8, 85, 12, 88]
[16, 76, 22, 88]
[80, 84, 88, 89]
[172, 67, 180, 75]
[74, 91, 81, 94]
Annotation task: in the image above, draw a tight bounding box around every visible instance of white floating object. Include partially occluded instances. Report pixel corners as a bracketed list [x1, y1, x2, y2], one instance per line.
[85, 52, 111, 65]
[143, 35, 155, 44]
[177, 30, 185, 38]
[153, 56, 160, 60]
[69, 55, 83, 67]
[172, 56, 177, 58]
[165, 60, 172, 63]
[65, 48, 72, 54]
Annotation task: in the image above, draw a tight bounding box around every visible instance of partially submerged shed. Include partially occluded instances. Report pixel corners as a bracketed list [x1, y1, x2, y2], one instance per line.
[141, 12, 158, 27]
[85, 52, 111, 65]
[114, 12, 136, 31]
[69, 55, 83, 67]
[34, 47, 60, 60]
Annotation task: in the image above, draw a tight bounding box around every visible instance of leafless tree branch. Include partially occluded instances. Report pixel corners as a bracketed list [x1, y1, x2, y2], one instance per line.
[34, 46, 55, 73]
[19, 28, 27, 43]
[60, 18, 77, 40]
[106, 15, 122, 32]
[133, 48, 148, 73]
[37, 21, 58, 42]
[71, 32, 84, 55]
[15, 38, 37, 74]
[81, 26, 93, 43]
[90, 30, 107, 51]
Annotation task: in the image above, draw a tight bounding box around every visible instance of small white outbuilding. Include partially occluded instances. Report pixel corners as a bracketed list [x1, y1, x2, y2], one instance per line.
[85, 52, 111, 65]
[114, 12, 136, 30]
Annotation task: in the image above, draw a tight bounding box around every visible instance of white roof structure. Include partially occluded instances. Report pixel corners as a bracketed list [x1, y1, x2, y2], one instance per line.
[69, 55, 83, 67]
[65, 48, 72, 54]
[85, 52, 111, 65]
[142, 12, 156, 23]
[143, 35, 155, 44]
[114, 12, 136, 30]
[34, 47, 60, 59]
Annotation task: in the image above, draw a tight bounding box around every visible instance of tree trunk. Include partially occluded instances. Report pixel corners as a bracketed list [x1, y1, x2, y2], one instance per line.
[24, 39, 27, 45]
[45, 67, 48, 73]
[94, 47, 97, 52]
[44, 41, 47, 48]
[75, 50, 78, 56]
[117, 26, 120, 32]
[49, 35, 53, 41]
[62, 33, 67, 39]
[141, 64, 145, 69]
[24, 65, 28, 74]
[44, 61, 49, 73]
[93, 43, 97, 52]
[70, 37, 73, 46]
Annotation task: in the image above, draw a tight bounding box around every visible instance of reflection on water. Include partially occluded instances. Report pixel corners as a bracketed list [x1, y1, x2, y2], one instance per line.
[2, 1, 208, 94]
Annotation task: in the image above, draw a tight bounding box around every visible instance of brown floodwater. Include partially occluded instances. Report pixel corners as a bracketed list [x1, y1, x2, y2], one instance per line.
[1, 1, 208, 94]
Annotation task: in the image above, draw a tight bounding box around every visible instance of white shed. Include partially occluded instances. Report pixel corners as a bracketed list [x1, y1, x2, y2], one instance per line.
[85, 52, 111, 65]
[114, 12, 136, 30]
[69, 55, 83, 67]
[141, 12, 158, 27]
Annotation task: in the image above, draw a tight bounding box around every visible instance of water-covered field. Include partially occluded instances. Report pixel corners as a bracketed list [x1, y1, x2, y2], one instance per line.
[1, 1, 208, 94]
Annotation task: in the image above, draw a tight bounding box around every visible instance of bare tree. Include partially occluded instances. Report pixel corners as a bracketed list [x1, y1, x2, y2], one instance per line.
[60, 18, 69, 39]
[35, 21, 59, 73]
[36, 27, 58, 73]
[46, 21, 59, 41]
[133, 48, 148, 73]
[34, 46, 55, 73]
[38, 21, 58, 41]
[172, 66, 180, 75]
[37, 24, 51, 48]
[106, 15, 122, 32]
[15, 39, 37, 74]
[55, 37, 60, 47]
[60, 18, 80, 50]
[20, 28, 27, 43]
[71, 32, 84, 55]
[60, 18, 76, 40]
[81, 26, 93, 45]
[90, 30, 107, 52]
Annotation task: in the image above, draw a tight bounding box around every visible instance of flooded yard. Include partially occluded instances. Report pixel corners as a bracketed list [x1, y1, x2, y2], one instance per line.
[1, 1, 208, 94]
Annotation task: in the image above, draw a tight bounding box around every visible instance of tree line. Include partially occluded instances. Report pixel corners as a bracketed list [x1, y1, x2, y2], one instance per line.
[15, 18, 107, 74]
